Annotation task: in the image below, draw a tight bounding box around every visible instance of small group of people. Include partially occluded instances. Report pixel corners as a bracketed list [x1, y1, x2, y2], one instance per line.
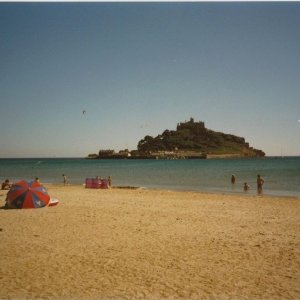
[62, 174, 112, 187]
[2, 178, 41, 190]
[2, 175, 111, 190]
[231, 174, 265, 194]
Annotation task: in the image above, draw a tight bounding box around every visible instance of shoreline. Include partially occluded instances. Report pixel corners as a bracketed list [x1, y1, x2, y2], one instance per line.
[2, 182, 299, 201]
[43, 182, 300, 200]
[1, 185, 300, 299]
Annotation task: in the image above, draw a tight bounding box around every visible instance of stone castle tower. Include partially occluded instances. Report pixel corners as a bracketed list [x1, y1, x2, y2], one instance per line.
[176, 118, 206, 136]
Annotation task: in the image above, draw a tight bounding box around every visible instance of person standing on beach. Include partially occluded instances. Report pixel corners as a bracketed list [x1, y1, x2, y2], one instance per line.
[62, 174, 68, 186]
[108, 176, 112, 187]
[257, 174, 264, 194]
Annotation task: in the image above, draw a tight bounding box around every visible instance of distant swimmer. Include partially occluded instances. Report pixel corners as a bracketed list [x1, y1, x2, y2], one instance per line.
[257, 174, 264, 194]
[231, 174, 236, 185]
[243, 182, 250, 192]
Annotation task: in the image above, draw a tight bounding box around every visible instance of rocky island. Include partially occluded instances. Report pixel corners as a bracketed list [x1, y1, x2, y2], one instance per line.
[87, 118, 265, 159]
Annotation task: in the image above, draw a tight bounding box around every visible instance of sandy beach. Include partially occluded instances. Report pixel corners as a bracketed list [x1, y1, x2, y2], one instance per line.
[0, 185, 299, 299]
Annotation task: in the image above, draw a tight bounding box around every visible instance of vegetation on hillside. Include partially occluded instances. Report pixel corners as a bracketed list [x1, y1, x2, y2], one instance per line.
[137, 118, 265, 157]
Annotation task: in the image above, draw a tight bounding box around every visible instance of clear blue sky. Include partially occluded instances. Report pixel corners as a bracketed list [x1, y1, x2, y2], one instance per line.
[0, 2, 299, 157]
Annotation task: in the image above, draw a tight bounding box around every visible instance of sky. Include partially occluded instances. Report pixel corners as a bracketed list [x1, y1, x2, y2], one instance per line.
[0, 2, 299, 158]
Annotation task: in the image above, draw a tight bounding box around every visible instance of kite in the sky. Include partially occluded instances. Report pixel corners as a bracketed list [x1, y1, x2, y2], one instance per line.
[82, 110, 86, 115]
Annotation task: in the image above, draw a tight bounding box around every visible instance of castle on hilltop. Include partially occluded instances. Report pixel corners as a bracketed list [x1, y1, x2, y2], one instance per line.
[177, 118, 206, 136]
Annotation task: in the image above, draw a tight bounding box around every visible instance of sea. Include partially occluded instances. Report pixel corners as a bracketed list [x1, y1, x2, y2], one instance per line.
[0, 157, 300, 197]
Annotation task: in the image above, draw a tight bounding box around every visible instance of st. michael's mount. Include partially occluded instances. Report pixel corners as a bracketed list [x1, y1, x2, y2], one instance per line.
[87, 118, 265, 159]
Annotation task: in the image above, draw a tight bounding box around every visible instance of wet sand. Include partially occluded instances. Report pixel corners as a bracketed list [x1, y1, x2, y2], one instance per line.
[0, 185, 299, 299]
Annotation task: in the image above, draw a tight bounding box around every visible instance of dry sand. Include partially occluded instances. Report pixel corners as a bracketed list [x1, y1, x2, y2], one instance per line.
[0, 185, 299, 300]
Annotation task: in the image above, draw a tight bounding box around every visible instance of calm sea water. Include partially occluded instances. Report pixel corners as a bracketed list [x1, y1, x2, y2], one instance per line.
[0, 157, 299, 197]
